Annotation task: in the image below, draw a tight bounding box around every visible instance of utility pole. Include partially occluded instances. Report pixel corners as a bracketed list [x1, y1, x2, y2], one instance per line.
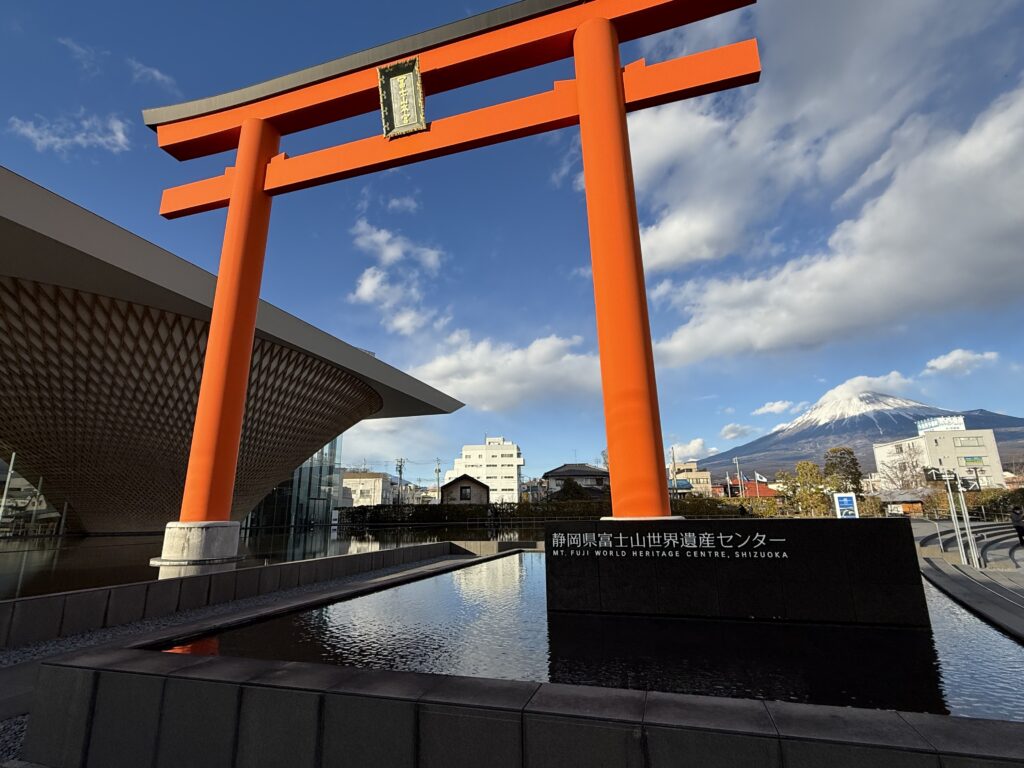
[670, 445, 677, 499]
[395, 459, 405, 506]
[733, 457, 743, 498]
[435, 459, 441, 504]
[0, 451, 14, 531]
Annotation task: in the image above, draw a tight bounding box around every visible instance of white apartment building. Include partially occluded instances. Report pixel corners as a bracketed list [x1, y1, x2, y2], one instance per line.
[873, 418, 1005, 490]
[341, 472, 395, 506]
[444, 437, 524, 504]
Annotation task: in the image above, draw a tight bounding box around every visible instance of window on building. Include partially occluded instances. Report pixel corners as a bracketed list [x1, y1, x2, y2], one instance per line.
[894, 444, 904, 454]
[954, 437, 983, 447]
[460, 486, 471, 501]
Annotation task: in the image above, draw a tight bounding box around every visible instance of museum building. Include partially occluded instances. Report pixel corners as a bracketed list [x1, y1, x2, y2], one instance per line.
[0, 167, 461, 534]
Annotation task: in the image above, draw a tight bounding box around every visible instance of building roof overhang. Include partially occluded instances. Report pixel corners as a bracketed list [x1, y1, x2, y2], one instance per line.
[0, 166, 462, 419]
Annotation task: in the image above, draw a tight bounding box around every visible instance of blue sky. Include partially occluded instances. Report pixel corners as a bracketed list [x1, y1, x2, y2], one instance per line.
[3, 0, 1024, 488]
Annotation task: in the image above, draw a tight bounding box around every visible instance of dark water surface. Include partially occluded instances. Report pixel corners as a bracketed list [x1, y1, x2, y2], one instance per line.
[165, 553, 1024, 720]
[0, 524, 539, 599]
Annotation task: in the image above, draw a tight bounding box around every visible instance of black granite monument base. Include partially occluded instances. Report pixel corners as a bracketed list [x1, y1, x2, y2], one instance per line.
[544, 518, 930, 628]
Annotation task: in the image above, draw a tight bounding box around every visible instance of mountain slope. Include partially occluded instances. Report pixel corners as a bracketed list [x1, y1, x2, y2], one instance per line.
[699, 392, 1024, 477]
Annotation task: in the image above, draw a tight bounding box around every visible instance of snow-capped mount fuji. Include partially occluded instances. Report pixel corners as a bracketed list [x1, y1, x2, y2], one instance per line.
[774, 392, 948, 435]
[699, 391, 1024, 477]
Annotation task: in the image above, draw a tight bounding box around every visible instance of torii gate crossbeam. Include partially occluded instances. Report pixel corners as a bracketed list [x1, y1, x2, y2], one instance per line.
[147, 0, 760, 576]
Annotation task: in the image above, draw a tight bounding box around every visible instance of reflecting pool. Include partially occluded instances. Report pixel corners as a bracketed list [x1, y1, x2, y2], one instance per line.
[163, 552, 1024, 720]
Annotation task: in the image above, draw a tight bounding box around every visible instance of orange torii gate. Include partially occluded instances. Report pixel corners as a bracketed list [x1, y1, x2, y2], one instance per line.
[147, 0, 759, 571]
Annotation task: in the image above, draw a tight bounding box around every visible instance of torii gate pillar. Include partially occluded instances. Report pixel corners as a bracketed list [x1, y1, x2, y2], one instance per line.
[151, 118, 279, 578]
[575, 18, 671, 518]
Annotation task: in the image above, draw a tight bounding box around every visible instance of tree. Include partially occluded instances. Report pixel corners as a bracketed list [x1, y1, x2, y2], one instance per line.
[877, 442, 926, 490]
[824, 447, 863, 494]
[775, 461, 832, 516]
[600, 448, 609, 470]
[554, 478, 590, 501]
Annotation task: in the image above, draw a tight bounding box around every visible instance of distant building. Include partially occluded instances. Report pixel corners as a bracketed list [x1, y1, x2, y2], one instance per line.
[520, 478, 546, 503]
[915, 415, 966, 434]
[873, 418, 1005, 490]
[666, 461, 713, 497]
[542, 464, 610, 496]
[444, 437, 524, 504]
[341, 472, 395, 506]
[441, 474, 490, 504]
[714, 476, 777, 498]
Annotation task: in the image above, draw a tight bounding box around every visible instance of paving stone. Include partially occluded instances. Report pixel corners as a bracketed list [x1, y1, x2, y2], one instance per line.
[298, 561, 318, 586]
[779, 739, 939, 768]
[900, 712, 1024, 764]
[59, 590, 110, 637]
[421, 674, 540, 711]
[526, 683, 645, 723]
[766, 700, 934, 750]
[155, 677, 240, 768]
[170, 655, 287, 684]
[322, 691, 416, 768]
[8, 595, 65, 647]
[105, 583, 147, 626]
[86, 671, 165, 768]
[257, 566, 281, 595]
[327, 667, 446, 701]
[524, 712, 644, 768]
[236, 685, 320, 768]
[647, 725, 782, 768]
[176, 575, 210, 611]
[233, 568, 260, 600]
[207, 571, 237, 605]
[329, 556, 352, 579]
[21, 664, 97, 768]
[143, 579, 181, 619]
[0, 601, 13, 648]
[56, 647, 211, 676]
[249, 660, 356, 691]
[644, 692, 776, 735]
[420, 703, 523, 768]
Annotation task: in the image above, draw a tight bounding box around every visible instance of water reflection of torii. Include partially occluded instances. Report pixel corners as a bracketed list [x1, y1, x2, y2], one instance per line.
[145, 0, 761, 569]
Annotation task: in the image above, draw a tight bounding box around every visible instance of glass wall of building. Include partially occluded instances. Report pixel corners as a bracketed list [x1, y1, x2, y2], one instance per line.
[246, 436, 344, 530]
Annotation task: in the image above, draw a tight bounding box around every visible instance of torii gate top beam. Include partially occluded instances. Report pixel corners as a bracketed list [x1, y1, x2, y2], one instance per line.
[144, 0, 753, 160]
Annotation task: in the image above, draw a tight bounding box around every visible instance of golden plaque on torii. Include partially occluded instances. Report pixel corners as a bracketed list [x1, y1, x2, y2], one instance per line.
[378, 58, 427, 139]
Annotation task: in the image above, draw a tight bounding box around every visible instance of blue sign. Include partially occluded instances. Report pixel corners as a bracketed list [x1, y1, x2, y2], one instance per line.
[834, 493, 859, 519]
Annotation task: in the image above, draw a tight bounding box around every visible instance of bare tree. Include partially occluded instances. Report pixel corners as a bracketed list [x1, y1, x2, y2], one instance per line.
[876, 442, 926, 490]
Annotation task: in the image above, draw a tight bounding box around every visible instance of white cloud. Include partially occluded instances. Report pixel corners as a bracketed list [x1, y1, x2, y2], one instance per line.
[411, 333, 600, 412]
[341, 416, 445, 465]
[57, 37, 105, 75]
[922, 349, 999, 376]
[669, 439, 719, 461]
[347, 219, 447, 336]
[387, 195, 419, 213]
[818, 371, 914, 402]
[8, 113, 129, 154]
[629, 0, 1010, 274]
[752, 400, 792, 415]
[655, 78, 1024, 366]
[351, 218, 441, 272]
[570, 265, 592, 280]
[789, 401, 810, 414]
[720, 423, 759, 441]
[127, 58, 181, 96]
